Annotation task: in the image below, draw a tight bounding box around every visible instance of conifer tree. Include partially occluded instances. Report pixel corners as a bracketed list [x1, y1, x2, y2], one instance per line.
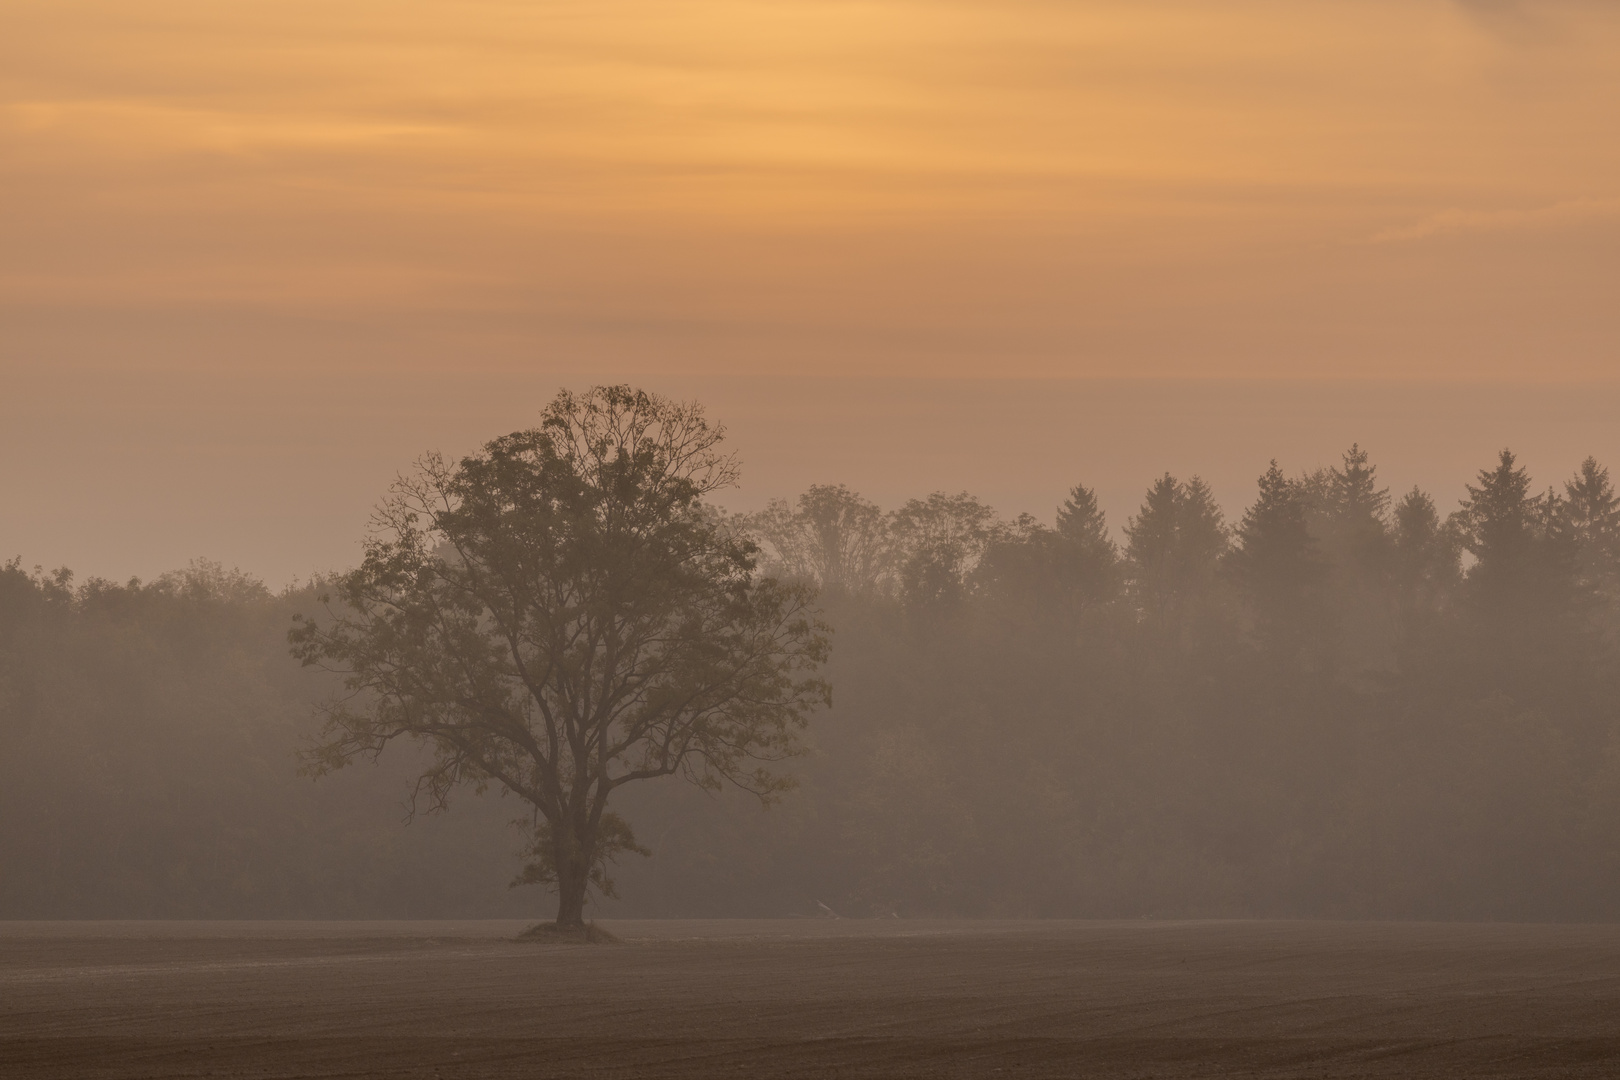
[1055, 483, 1113, 560]
[1453, 450, 1587, 700]
[1391, 486, 1460, 620]
[1229, 461, 1327, 653]
[1455, 450, 1563, 614]
[1300, 446, 1397, 672]
[1328, 445, 1392, 565]
[1563, 457, 1620, 603]
[1050, 482, 1119, 601]
[1178, 478, 1230, 572]
[1124, 474, 1227, 624]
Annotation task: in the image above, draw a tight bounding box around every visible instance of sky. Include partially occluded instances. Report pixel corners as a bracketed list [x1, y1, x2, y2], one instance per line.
[4, 1, 1620, 582]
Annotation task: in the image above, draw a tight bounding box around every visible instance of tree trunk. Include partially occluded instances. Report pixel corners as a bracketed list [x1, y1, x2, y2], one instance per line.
[554, 876, 587, 928]
[552, 819, 592, 928]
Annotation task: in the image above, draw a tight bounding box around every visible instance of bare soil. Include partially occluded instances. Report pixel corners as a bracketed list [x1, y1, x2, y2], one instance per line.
[3, 919, 1619, 1078]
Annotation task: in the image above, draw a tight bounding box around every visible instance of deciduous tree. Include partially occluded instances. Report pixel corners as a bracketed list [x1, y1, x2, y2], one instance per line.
[290, 386, 830, 930]
[751, 484, 892, 596]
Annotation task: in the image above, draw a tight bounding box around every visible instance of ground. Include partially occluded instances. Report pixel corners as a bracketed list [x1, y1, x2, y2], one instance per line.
[3, 919, 1619, 1078]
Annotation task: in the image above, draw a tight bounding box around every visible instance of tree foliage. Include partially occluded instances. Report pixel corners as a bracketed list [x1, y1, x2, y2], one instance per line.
[288, 386, 829, 926]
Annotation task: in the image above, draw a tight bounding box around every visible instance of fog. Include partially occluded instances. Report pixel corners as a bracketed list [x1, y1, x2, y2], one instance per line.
[5, 435, 1618, 921]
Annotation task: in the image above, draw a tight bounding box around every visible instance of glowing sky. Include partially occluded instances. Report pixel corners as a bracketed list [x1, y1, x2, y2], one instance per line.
[8, 0, 1620, 379]
[4, 1, 1620, 580]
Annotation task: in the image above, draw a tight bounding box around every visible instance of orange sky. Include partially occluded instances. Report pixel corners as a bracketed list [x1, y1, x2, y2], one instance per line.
[4, 1, 1620, 579]
[7, 0, 1620, 379]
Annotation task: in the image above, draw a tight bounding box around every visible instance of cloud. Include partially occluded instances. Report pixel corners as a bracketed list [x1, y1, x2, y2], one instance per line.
[1366, 197, 1620, 244]
[1449, 0, 1616, 42]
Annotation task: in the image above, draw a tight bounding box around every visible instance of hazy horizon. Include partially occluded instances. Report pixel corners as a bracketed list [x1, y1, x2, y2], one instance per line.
[6, 369, 1620, 585]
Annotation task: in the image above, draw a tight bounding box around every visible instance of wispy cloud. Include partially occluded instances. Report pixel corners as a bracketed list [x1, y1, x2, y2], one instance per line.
[1367, 197, 1620, 244]
[6, 1, 1620, 382]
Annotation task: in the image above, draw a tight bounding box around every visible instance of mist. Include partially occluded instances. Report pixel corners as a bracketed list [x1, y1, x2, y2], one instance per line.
[5, 438, 1617, 922]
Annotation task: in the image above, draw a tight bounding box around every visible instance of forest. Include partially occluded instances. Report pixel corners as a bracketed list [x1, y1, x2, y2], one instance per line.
[4, 445, 1619, 921]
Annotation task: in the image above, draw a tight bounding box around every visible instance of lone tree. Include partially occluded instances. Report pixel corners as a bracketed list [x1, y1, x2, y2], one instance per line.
[290, 386, 830, 930]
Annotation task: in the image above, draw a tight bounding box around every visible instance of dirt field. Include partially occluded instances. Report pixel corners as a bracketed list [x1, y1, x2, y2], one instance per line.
[3, 919, 1619, 1079]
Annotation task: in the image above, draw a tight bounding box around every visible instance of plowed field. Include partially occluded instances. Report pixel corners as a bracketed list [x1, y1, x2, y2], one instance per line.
[4, 919, 1619, 1078]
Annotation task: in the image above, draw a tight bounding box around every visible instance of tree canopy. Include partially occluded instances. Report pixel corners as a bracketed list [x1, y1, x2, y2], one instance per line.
[289, 386, 829, 927]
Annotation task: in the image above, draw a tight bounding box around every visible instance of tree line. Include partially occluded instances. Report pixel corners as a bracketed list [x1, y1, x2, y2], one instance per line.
[685, 445, 1620, 918]
[3, 433, 1620, 919]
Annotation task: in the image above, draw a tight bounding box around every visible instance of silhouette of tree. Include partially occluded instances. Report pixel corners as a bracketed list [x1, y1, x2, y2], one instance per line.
[1123, 474, 1227, 625]
[290, 386, 829, 930]
[1055, 484, 1114, 564]
[1308, 444, 1392, 569]
[1301, 446, 1395, 673]
[974, 484, 1121, 619]
[891, 492, 1004, 608]
[1228, 461, 1327, 656]
[1050, 483, 1119, 600]
[1391, 486, 1460, 624]
[1456, 450, 1576, 622]
[751, 484, 892, 596]
[1563, 457, 1620, 608]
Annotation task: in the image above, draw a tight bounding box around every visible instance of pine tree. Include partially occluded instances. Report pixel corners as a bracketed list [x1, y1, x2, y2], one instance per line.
[1391, 486, 1459, 615]
[1453, 450, 1585, 692]
[1178, 477, 1230, 573]
[1299, 446, 1397, 674]
[1124, 474, 1181, 619]
[1229, 461, 1328, 654]
[1455, 449, 1552, 613]
[1329, 444, 1391, 562]
[1055, 483, 1113, 561]
[1563, 457, 1620, 602]
[1051, 482, 1119, 601]
[1124, 473, 1227, 623]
